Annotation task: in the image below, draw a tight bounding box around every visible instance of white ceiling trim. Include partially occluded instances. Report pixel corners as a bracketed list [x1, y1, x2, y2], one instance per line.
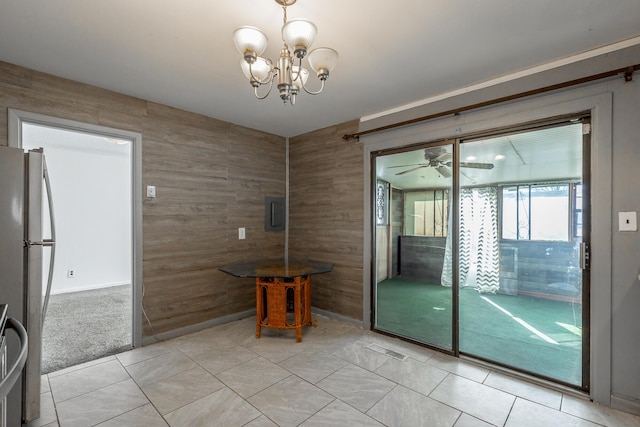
[361, 36, 640, 123]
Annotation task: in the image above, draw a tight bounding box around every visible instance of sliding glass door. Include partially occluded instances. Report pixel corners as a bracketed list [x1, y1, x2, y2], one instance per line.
[373, 142, 454, 351]
[457, 122, 588, 386]
[372, 118, 589, 388]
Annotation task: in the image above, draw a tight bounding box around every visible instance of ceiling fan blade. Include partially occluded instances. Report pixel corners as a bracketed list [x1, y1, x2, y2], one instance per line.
[460, 162, 494, 170]
[435, 152, 453, 163]
[435, 164, 452, 178]
[460, 169, 476, 184]
[395, 165, 428, 175]
[388, 163, 428, 169]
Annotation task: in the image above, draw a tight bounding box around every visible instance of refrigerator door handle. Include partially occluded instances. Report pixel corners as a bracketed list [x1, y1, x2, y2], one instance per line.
[41, 155, 57, 327]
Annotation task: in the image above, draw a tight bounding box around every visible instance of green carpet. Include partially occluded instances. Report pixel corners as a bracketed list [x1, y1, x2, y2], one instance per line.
[376, 278, 582, 385]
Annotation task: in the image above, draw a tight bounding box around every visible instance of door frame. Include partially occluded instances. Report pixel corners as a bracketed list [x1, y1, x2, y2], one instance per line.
[8, 109, 143, 349]
[370, 138, 459, 355]
[370, 118, 590, 390]
[362, 91, 613, 404]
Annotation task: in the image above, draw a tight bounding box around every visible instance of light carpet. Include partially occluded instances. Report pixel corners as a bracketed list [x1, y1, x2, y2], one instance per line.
[41, 284, 132, 374]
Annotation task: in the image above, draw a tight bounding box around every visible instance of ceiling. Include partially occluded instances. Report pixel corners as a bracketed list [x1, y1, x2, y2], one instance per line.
[0, 1, 639, 137]
[376, 123, 583, 190]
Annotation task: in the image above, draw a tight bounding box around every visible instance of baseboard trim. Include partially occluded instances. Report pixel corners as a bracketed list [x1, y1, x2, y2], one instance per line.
[311, 306, 364, 328]
[51, 282, 130, 295]
[141, 307, 363, 346]
[141, 309, 256, 346]
[611, 394, 640, 416]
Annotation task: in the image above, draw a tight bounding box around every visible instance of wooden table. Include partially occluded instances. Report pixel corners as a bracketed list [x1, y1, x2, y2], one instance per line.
[220, 259, 333, 342]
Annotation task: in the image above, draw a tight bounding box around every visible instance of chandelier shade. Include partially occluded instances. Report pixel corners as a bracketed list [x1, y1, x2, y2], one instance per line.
[240, 58, 272, 85]
[307, 47, 339, 79]
[233, 26, 268, 60]
[291, 66, 309, 90]
[282, 19, 317, 57]
[233, 0, 337, 104]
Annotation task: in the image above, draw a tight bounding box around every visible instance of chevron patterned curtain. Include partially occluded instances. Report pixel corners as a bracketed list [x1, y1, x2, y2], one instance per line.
[441, 198, 454, 287]
[441, 187, 500, 293]
[440, 203, 453, 286]
[441, 189, 473, 287]
[458, 189, 475, 287]
[475, 187, 500, 293]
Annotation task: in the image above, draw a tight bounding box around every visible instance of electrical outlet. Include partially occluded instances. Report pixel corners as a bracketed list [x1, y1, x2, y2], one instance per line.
[146, 185, 156, 198]
[67, 269, 76, 278]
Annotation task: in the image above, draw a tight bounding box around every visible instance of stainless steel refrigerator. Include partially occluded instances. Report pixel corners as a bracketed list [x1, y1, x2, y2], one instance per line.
[0, 145, 56, 426]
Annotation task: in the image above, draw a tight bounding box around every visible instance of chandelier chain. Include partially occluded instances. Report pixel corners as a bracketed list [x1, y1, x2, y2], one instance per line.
[282, 4, 287, 26]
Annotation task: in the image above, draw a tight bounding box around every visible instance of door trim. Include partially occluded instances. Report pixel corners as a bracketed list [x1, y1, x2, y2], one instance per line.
[8, 109, 143, 349]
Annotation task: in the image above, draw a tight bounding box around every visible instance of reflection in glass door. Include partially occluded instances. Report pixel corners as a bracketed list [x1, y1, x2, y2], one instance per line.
[458, 122, 588, 386]
[373, 142, 454, 351]
[372, 118, 589, 388]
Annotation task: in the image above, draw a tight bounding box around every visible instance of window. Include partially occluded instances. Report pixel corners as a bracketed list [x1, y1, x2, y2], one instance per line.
[502, 183, 579, 241]
[404, 189, 448, 236]
[573, 183, 583, 238]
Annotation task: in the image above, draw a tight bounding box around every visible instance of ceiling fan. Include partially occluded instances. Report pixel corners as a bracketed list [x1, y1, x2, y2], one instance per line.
[388, 148, 494, 178]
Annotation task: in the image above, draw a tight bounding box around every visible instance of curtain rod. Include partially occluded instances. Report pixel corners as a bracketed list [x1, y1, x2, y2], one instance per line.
[343, 64, 639, 141]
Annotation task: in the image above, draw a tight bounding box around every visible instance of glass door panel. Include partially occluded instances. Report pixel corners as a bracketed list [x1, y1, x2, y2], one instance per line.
[373, 143, 454, 350]
[458, 123, 586, 386]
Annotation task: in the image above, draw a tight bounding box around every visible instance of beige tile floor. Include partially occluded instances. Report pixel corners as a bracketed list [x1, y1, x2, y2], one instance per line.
[30, 315, 640, 427]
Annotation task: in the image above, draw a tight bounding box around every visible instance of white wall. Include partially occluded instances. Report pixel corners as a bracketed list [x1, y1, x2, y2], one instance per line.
[23, 124, 132, 294]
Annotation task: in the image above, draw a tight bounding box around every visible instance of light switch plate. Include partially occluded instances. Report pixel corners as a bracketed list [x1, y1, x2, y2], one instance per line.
[146, 185, 156, 198]
[238, 227, 246, 240]
[618, 211, 637, 231]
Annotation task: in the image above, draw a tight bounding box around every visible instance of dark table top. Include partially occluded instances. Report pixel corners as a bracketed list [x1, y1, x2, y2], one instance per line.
[219, 259, 334, 279]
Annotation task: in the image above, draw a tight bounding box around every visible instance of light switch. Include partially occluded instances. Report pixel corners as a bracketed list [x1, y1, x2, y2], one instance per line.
[618, 211, 637, 231]
[238, 227, 246, 240]
[146, 185, 156, 198]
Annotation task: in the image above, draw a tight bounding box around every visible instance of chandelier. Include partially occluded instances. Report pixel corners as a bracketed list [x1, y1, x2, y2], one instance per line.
[233, 0, 338, 105]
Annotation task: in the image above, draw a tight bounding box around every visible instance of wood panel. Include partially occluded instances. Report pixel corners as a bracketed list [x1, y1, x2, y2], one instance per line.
[398, 236, 446, 282]
[501, 240, 582, 298]
[376, 226, 389, 282]
[0, 60, 286, 337]
[289, 120, 364, 320]
[390, 188, 403, 276]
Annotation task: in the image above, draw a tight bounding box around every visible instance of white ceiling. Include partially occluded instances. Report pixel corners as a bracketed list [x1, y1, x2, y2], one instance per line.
[376, 123, 584, 189]
[0, 1, 639, 137]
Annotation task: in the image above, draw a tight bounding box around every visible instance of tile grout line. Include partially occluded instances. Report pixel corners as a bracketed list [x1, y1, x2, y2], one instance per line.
[38, 315, 639, 427]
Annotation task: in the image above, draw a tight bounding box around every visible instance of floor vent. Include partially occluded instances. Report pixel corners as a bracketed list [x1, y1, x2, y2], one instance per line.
[366, 343, 408, 361]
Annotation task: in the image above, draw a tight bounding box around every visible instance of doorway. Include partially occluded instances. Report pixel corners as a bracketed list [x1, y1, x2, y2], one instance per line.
[8, 109, 143, 373]
[372, 117, 590, 388]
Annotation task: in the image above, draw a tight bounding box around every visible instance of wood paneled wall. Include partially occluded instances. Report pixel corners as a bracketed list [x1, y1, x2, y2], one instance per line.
[0, 61, 286, 336]
[289, 121, 364, 321]
[398, 236, 447, 282]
